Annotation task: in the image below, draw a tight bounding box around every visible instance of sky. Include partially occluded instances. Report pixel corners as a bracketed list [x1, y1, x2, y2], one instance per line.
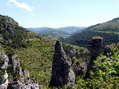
[0, 0, 119, 28]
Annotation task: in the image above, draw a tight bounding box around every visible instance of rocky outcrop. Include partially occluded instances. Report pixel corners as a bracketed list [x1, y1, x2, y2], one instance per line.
[9, 54, 30, 80]
[0, 53, 9, 89]
[85, 37, 105, 77]
[0, 53, 9, 70]
[7, 54, 39, 89]
[90, 37, 104, 58]
[0, 51, 39, 89]
[63, 44, 90, 77]
[49, 41, 75, 87]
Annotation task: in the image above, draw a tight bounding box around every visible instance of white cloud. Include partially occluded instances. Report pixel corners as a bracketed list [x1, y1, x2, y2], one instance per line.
[9, 0, 33, 12]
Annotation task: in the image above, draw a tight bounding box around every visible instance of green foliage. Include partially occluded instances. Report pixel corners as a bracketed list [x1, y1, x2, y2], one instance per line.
[74, 44, 119, 89]
[15, 38, 55, 85]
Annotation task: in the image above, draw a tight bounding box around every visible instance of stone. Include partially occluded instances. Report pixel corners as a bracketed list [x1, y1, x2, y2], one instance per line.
[0, 53, 9, 89]
[7, 54, 39, 89]
[9, 54, 23, 78]
[49, 41, 75, 87]
[90, 37, 104, 57]
[0, 52, 39, 89]
[85, 37, 104, 77]
[0, 53, 9, 70]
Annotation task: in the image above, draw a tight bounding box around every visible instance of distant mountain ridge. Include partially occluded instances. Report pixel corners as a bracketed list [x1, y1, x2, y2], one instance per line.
[27, 26, 86, 39]
[64, 17, 119, 46]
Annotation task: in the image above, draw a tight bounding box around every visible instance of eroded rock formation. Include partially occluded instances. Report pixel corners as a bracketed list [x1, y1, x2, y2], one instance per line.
[8, 54, 39, 89]
[49, 41, 75, 87]
[0, 52, 9, 89]
[85, 37, 105, 77]
[0, 51, 39, 89]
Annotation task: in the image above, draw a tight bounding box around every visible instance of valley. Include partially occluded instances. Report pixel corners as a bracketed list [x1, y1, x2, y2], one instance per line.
[0, 15, 119, 89]
[28, 27, 86, 40]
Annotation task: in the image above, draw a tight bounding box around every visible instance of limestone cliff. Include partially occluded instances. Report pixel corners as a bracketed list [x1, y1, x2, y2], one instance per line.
[49, 41, 75, 87]
[0, 50, 39, 89]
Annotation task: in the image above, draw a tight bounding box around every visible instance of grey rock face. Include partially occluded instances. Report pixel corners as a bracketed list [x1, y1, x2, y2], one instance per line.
[0, 53, 9, 89]
[0, 53, 9, 70]
[63, 45, 90, 77]
[9, 54, 24, 79]
[49, 41, 75, 87]
[8, 54, 39, 89]
[0, 52, 39, 89]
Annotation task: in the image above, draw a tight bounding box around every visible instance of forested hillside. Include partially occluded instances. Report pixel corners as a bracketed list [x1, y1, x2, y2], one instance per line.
[64, 17, 119, 46]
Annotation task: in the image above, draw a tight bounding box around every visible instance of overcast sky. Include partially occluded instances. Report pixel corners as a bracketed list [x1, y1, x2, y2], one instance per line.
[0, 0, 119, 28]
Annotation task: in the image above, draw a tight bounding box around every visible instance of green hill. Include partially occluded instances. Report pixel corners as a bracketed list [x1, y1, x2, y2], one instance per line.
[64, 17, 119, 46]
